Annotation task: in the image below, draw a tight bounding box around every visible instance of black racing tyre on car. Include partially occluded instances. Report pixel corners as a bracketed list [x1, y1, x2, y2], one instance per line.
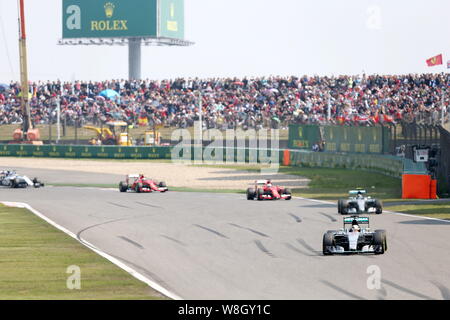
[119, 181, 128, 192]
[246, 188, 256, 200]
[373, 230, 387, 254]
[375, 229, 387, 251]
[158, 181, 167, 188]
[135, 182, 143, 193]
[256, 188, 264, 201]
[323, 232, 335, 255]
[375, 199, 383, 214]
[33, 177, 44, 188]
[341, 200, 349, 215]
[338, 199, 342, 214]
[283, 188, 292, 200]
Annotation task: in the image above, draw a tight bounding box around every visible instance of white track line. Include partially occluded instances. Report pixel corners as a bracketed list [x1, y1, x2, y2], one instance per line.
[0, 201, 183, 300]
[294, 196, 450, 223]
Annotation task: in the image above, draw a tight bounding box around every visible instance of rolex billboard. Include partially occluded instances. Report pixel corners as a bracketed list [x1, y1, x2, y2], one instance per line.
[62, 0, 185, 39]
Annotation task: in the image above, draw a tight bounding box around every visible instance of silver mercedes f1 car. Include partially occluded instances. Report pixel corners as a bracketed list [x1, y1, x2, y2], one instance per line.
[337, 189, 382, 214]
[322, 216, 387, 255]
[0, 170, 44, 188]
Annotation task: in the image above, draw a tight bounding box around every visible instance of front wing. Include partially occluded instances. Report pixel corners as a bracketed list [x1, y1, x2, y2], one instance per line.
[258, 194, 291, 200]
[324, 245, 381, 254]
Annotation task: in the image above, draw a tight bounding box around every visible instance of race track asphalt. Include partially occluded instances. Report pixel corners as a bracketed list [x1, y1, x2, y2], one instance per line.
[1, 168, 450, 300]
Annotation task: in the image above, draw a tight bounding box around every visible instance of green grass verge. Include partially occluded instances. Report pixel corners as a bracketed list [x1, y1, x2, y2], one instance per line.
[0, 204, 167, 299]
[386, 203, 450, 220]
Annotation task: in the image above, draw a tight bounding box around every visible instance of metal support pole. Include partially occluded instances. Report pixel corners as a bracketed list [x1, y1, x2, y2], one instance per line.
[128, 38, 141, 80]
[75, 118, 78, 145]
[48, 113, 52, 143]
[442, 88, 446, 127]
[56, 97, 61, 143]
[199, 90, 203, 145]
[327, 93, 331, 123]
[18, 0, 32, 136]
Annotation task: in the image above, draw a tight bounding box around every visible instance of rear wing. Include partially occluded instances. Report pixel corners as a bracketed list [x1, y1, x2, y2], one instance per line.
[343, 216, 369, 226]
[255, 180, 268, 185]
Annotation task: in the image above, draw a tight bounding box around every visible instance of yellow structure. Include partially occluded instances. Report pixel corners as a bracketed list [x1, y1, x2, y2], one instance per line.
[84, 121, 133, 146]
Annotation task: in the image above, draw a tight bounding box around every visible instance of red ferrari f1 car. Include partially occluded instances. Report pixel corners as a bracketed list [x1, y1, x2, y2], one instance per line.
[119, 174, 168, 193]
[247, 180, 292, 200]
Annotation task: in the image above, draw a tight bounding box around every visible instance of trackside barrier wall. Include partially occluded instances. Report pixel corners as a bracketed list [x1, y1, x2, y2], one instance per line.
[0, 144, 172, 160]
[0, 144, 283, 164]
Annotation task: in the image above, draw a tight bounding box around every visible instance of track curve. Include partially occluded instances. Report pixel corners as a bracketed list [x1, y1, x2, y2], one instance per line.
[1, 168, 450, 299]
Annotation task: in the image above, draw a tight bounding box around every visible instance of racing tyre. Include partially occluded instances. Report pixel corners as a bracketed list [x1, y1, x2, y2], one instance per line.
[375, 200, 383, 214]
[375, 229, 387, 251]
[246, 188, 256, 200]
[283, 188, 292, 200]
[256, 188, 264, 201]
[341, 200, 349, 215]
[337, 199, 342, 214]
[119, 181, 128, 192]
[374, 230, 387, 254]
[159, 181, 167, 188]
[135, 182, 143, 193]
[323, 232, 334, 255]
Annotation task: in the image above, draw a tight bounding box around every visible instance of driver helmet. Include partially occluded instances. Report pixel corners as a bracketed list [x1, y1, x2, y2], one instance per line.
[266, 180, 272, 187]
[352, 223, 361, 232]
[139, 173, 144, 179]
[357, 191, 363, 198]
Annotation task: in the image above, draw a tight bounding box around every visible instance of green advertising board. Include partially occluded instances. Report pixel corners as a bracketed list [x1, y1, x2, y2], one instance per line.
[159, 0, 185, 39]
[288, 124, 390, 154]
[323, 125, 390, 154]
[62, 0, 185, 39]
[0, 145, 172, 160]
[288, 124, 320, 150]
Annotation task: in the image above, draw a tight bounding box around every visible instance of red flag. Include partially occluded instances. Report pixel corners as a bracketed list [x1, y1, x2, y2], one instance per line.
[426, 54, 443, 67]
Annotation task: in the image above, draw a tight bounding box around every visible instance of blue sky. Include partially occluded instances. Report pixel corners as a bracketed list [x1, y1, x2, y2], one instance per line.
[0, 0, 449, 82]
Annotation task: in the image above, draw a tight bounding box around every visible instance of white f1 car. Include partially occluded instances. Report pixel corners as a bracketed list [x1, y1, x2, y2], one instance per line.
[323, 216, 387, 255]
[0, 170, 44, 188]
[338, 189, 382, 214]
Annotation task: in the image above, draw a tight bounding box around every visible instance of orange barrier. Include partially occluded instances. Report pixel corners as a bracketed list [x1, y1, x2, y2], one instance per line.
[430, 179, 438, 199]
[283, 149, 290, 166]
[402, 174, 432, 199]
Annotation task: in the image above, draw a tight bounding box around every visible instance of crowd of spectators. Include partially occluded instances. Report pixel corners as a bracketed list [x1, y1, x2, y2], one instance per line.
[0, 73, 448, 130]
